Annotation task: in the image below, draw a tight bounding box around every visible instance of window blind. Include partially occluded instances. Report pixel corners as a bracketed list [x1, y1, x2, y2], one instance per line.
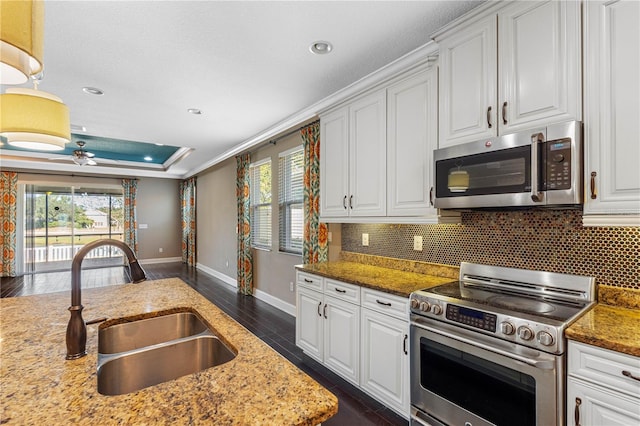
[278, 147, 304, 254]
[250, 159, 272, 249]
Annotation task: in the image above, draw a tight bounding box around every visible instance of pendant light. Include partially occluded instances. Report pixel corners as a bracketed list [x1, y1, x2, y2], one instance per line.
[0, 81, 71, 151]
[0, 0, 44, 84]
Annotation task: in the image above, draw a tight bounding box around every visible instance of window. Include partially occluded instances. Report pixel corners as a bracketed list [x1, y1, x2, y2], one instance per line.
[278, 147, 304, 254]
[250, 158, 272, 249]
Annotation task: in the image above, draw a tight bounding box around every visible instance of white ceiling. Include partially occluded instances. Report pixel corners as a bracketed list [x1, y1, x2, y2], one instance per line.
[1, 0, 482, 179]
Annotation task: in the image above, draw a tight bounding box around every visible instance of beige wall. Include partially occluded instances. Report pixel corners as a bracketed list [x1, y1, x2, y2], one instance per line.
[196, 159, 238, 279]
[135, 178, 182, 260]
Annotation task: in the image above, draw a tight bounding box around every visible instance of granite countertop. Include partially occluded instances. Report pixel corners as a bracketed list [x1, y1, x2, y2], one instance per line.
[295, 258, 457, 297]
[566, 286, 640, 358]
[0, 279, 338, 425]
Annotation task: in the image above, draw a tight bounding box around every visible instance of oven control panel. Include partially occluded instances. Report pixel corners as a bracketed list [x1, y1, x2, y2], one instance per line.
[446, 304, 497, 332]
[410, 292, 564, 354]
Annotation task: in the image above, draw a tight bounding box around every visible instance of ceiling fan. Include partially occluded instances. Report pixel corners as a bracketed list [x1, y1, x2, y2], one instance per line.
[72, 141, 97, 166]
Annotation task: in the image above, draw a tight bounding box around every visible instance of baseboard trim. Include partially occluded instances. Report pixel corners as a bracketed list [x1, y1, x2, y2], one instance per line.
[140, 257, 182, 265]
[195, 263, 296, 317]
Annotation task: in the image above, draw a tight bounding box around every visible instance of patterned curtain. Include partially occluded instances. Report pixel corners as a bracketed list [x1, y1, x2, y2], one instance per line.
[122, 179, 139, 255]
[236, 154, 253, 295]
[301, 121, 328, 264]
[179, 177, 197, 266]
[1, 171, 18, 277]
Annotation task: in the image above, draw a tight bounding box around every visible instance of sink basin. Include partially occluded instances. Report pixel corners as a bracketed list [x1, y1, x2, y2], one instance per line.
[99, 311, 209, 354]
[97, 309, 236, 395]
[97, 335, 236, 395]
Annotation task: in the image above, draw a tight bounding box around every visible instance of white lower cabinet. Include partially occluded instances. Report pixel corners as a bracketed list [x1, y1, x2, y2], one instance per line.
[296, 271, 410, 419]
[567, 341, 640, 426]
[360, 306, 409, 417]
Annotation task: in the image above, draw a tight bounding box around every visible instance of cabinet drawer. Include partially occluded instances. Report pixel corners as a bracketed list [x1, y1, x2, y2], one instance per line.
[568, 341, 640, 399]
[361, 288, 408, 320]
[297, 272, 323, 291]
[324, 279, 360, 304]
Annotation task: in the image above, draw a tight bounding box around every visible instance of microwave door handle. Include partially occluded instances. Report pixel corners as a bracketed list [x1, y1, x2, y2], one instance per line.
[531, 133, 544, 202]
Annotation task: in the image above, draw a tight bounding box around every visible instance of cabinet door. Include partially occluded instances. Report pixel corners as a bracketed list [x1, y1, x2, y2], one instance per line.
[439, 14, 497, 147]
[295, 287, 323, 362]
[323, 295, 360, 385]
[387, 68, 438, 217]
[349, 90, 387, 217]
[583, 0, 640, 220]
[499, 1, 581, 132]
[320, 108, 350, 217]
[568, 378, 640, 426]
[360, 309, 409, 418]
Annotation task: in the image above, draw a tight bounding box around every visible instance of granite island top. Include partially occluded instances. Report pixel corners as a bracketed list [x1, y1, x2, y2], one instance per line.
[0, 278, 338, 425]
[295, 260, 456, 297]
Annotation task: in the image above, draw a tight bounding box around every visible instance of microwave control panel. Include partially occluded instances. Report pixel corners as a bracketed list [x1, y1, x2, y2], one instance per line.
[545, 139, 572, 190]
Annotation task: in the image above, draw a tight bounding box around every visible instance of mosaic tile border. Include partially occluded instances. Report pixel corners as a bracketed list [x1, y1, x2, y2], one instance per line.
[342, 210, 639, 290]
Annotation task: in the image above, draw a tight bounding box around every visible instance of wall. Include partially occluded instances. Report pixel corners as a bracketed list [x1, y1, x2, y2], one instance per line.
[135, 177, 182, 261]
[196, 159, 238, 280]
[342, 210, 640, 290]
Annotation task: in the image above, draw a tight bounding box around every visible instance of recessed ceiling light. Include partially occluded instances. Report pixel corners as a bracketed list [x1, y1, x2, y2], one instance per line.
[187, 108, 202, 115]
[155, 143, 164, 146]
[71, 124, 87, 132]
[144, 156, 153, 161]
[82, 87, 104, 96]
[309, 41, 333, 55]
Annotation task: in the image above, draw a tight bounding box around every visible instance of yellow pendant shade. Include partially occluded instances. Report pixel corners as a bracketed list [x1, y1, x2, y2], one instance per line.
[0, 88, 70, 151]
[448, 170, 470, 192]
[0, 0, 44, 84]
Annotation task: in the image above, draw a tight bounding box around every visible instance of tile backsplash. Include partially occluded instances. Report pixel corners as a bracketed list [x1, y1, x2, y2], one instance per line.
[341, 210, 639, 290]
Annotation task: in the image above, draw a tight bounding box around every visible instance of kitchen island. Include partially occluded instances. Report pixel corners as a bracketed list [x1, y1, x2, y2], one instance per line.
[0, 278, 338, 425]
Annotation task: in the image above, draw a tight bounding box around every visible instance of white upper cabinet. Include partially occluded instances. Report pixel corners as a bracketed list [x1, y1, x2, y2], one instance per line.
[438, 15, 497, 147]
[582, 0, 640, 225]
[387, 68, 439, 217]
[320, 90, 387, 219]
[437, 0, 582, 147]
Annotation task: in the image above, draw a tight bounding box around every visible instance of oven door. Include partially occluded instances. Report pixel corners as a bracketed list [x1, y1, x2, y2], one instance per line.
[410, 315, 564, 426]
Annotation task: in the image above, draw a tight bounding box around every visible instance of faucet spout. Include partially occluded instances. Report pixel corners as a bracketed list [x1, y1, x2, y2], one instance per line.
[66, 239, 146, 360]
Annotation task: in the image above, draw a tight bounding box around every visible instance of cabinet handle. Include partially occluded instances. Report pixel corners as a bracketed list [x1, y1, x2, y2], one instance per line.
[487, 106, 492, 128]
[323, 303, 328, 319]
[304, 278, 313, 283]
[317, 301, 322, 317]
[574, 397, 582, 426]
[622, 370, 640, 382]
[429, 186, 434, 206]
[502, 101, 508, 125]
[376, 299, 392, 306]
[349, 195, 353, 209]
[334, 288, 347, 294]
[343, 195, 347, 209]
[590, 171, 597, 199]
[403, 334, 408, 355]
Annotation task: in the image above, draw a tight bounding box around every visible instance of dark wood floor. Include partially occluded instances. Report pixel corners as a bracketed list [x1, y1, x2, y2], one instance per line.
[1, 262, 407, 425]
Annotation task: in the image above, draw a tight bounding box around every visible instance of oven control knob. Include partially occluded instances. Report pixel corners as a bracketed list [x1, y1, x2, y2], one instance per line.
[410, 298, 419, 309]
[419, 301, 431, 312]
[537, 331, 554, 346]
[517, 326, 534, 341]
[431, 305, 443, 315]
[500, 322, 515, 335]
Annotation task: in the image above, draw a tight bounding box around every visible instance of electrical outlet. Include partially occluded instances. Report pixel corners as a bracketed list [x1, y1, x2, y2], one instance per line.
[290, 282, 294, 292]
[159, 247, 163, 253]
[413, 235, 423, 251]
[362, 233, 369, 246]
[328, 231, 333, 243]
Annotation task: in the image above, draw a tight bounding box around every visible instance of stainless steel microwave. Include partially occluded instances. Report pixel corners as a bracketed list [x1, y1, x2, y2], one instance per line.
[433, 121, 582, 209]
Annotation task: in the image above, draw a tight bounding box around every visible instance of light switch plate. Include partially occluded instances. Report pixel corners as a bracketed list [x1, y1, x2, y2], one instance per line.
[414, 235, 423, 251]
[362, 233, 369, 246]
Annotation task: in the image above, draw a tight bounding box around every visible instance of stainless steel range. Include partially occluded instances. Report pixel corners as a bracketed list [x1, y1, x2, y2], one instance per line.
[409, 262, 595, 426]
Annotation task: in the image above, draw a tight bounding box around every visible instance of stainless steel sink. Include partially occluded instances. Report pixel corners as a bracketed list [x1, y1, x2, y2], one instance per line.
[97, 310, 236, 395]
[99, 311, 209, 354]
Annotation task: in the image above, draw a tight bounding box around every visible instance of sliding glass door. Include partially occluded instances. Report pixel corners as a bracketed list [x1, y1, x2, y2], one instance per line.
[23, 185, 125, 273]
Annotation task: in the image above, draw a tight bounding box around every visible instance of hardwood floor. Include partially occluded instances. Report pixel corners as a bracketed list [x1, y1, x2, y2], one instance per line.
[1, 262, 407, 425]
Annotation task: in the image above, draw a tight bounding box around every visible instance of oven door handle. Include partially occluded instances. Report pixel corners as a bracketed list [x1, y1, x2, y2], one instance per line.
[411, 317, 556, 370]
